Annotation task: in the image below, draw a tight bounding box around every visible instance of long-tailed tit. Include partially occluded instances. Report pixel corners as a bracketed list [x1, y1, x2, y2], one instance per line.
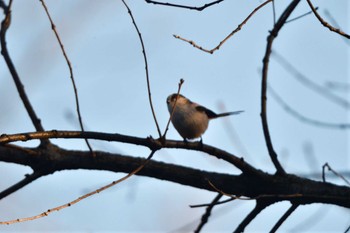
[166, 93, 243, 140]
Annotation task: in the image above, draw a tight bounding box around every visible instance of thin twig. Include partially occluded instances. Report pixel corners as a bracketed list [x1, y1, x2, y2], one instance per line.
[173, 0, 272, 54]
[39, 0, 94, 154]
[269, 204, 299, 232]
[162, 78, 184, 139]
[0, 150, 156, 225]
[323, 10, 350, 46]
[272, 0, 276, 25]
[0, 0, 49, 146]
[306, 0, 350, 39]
[261, 1, 302, 175]
[322, 163, 350, 186]
[122, 0, 162, 138]
[268, 84, 350, 129]
[194, 193, 223, 233]
[145, 0, 224, 11]
[271, 51, 350, 109]
[286, 7, 318, 24]
[190, 197, 234, 208]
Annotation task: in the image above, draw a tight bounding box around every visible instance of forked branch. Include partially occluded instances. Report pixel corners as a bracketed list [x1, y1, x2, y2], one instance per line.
[173, 0, 272, 54]
[145, 0, 224, 11]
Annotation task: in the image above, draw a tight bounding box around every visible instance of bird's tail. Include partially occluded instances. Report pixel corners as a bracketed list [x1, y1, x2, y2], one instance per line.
[215, 110, 244, 118]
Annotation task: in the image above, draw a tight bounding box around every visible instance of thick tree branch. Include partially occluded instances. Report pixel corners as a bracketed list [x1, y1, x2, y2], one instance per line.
[0, 145, 350, 208]
[0, 130, 258, 175]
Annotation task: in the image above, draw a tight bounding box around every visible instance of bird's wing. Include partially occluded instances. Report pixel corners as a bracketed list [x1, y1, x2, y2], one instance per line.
[196, 105, 218, 119]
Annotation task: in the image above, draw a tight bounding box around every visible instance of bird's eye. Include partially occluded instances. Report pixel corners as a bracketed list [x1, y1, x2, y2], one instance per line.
[171, 95, 178, 102]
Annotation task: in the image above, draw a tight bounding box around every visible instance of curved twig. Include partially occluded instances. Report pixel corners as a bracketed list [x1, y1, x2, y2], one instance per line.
[323, 10, 350, 46]
[0, 150, 155, 225]
[306, 0, 350, 39]
[145, 0, 224, 11]
[261, 0, 301, 175]
[322, 163, 350, 186]
[39, 0, 94, 154]
[173, 0, 272, 54]
[121, 0, 162, 138]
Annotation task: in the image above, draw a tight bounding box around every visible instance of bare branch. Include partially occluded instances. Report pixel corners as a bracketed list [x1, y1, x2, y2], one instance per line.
[306, 0, 350, 39]
[270, 204, 299, 232]
[0, 0, 48, 146]
[0, 145, 350, 207]
[261, 0, 302, 175]
[194, 193, 223, 233]
[323, 10, 350, 46]
[190, 197, 234, 208]
[322, 163, 350, 186]
[122, 0, 162, 138]
[0, 150, 155, 225]
[286, 7, 318, 24]
[39, 0, 94, 154]
[173, 0, 272, 54]
[0, 130, 258, 174]
[145, 0, 224, 11]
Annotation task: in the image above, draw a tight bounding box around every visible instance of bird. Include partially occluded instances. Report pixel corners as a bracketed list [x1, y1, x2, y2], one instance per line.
[166, 93, 243, 141]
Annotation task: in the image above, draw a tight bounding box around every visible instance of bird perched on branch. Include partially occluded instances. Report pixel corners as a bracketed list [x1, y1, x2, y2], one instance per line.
[166, 93, 243, 141]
